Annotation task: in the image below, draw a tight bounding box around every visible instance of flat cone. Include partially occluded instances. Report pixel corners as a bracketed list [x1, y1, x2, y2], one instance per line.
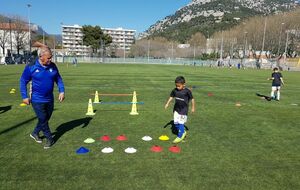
[84, 138, 95, 143]
[142, 136, 152, 141]
[20, 103, 27, 107]
[159, 135, 169, 141]
[124, 147, 137, 154]
[151, 145, 163, 152]
[169, 145, 181, 153]
[76, 147, 89, 154]
[86, 99, 95, 116]
[94, 91, 100, 103]
[101, 147, 114, 153]
[235, 102, 241, 107]
[100, 135, 111, 142]
[116, 135, 127, 141]
[130, 91, 139, 115]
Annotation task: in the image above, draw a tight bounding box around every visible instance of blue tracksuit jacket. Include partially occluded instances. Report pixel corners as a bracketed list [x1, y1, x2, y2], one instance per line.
[20, 59, 65, 103]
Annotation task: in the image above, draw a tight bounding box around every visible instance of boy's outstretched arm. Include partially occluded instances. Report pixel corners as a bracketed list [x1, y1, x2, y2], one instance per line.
[165, 97, 173, 109]
[191, 98, 195, 113]
[280, 77, 285, 85]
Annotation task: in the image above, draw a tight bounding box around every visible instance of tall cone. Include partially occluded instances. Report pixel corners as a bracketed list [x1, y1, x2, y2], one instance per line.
[94, 91, 100, 103]
[130, 91, 139, 115]
[86, 98, 95, 116]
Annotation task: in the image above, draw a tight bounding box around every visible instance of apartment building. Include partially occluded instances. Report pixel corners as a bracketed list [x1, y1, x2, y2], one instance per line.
[62, 24, 136, 56]
[102, 27, 136, 51]
[61, 24, 89, 56]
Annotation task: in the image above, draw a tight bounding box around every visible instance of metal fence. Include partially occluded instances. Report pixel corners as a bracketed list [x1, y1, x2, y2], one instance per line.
[55, 56, 300, 71]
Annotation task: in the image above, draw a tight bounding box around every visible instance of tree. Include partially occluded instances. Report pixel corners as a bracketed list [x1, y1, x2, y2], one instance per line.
[11, 16, 28, 54]
[0, 24, 9, 55]
[81, 25, 112, 55]
[32, 34, 57, 49]
[0, 15, 11, 56]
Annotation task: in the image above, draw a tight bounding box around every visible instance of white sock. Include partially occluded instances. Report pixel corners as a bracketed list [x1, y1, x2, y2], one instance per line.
[271, 91, 275, 98]
[277, 91, 280, 100]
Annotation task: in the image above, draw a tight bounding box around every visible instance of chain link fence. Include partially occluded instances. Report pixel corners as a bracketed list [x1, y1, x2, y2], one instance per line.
[55, 56, 300, 71]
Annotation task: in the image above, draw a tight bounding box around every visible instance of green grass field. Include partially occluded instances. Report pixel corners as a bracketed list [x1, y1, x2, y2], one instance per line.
[0, 63, 299, 190]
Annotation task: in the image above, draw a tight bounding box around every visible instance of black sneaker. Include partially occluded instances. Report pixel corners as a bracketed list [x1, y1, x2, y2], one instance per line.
[30, 133, 42, 143]
[44, 139, 54, 149]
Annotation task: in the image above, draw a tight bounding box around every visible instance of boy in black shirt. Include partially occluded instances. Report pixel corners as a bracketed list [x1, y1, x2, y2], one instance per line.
[268, 67, 284, 101]
[165, 76, 195, 143]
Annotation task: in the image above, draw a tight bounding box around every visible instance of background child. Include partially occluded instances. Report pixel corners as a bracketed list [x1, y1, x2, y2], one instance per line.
[268, 67, 284, 101]
[165, 76, 195, 143]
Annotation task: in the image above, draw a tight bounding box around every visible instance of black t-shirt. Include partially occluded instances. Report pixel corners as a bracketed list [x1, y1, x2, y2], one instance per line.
[170, 88, 193, 115]
[272, 72, 283, 86]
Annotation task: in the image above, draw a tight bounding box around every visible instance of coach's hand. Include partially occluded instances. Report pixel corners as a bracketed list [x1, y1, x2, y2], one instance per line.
[58, 92, 65, 102]
[23, 98, 31, 105]
[191, 107, 195, 113]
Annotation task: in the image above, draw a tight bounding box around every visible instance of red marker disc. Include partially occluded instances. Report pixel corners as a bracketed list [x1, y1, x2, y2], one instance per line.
[150, 145, 163, 152]
[116, 135, 127, 141]
[169, 145, 181, 153]
[100, 135, 111, 142]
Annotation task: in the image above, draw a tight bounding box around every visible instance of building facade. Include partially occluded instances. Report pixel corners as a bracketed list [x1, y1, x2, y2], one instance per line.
[0, 22, 38, 57]
[102, 27, 136, 51]
[61, 24, 136, 56]
[61, 24, 89, 56]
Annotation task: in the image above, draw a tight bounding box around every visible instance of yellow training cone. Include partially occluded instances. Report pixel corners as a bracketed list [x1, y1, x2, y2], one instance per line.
[94, 91, 100, 103]
[130, 91, 139, 115]
[86, 99, 95, 116]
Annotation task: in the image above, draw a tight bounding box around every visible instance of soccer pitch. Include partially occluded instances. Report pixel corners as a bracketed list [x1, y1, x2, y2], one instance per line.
[0, 63, 299, 190]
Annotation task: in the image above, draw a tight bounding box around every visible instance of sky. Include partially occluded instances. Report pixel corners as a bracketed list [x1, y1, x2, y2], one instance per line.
[0, 0, 191, 35]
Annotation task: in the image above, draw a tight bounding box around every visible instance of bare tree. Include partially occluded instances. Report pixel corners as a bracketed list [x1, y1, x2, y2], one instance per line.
[0, 15, 10, 55]
[0, 25, 9, 55]
[211, 9, 300, 56]
[11, 16, 28, 54]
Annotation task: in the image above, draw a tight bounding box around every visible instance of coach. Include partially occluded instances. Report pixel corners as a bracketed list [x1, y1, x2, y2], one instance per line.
[20, 46, 65, 149]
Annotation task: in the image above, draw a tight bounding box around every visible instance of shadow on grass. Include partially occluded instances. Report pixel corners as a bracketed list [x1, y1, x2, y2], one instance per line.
[52, 117, 93, 143]
[0, 105, 12, 114]
[163, 120, 189, 136]
[0, 116, 37, 135]
[256, 93, 272, 101]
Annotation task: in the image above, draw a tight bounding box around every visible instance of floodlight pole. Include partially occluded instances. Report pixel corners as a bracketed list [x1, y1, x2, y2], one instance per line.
[261, 17, 267, 53]
[277, 23, 285, 55]
[244, 31, 248, 58]
[284, 30, 289, 65]
[123, 32, 126, 61]
[42, 27, 45, 44]
[9, 19, 12, 55]
[220, 31, 224, 61]
[193, 44, 196, 60]
[61, 22, 64, 63]
[147, 39, 150, 62]
[171, 42, 174, 62]
[27, 4, 31, 53]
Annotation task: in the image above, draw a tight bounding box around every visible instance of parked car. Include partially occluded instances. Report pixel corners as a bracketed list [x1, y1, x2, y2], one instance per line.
[5, 56, 15, 64]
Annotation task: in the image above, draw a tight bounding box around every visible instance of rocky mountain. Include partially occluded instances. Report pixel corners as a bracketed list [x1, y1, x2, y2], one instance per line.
[143, 0, 299, 42]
